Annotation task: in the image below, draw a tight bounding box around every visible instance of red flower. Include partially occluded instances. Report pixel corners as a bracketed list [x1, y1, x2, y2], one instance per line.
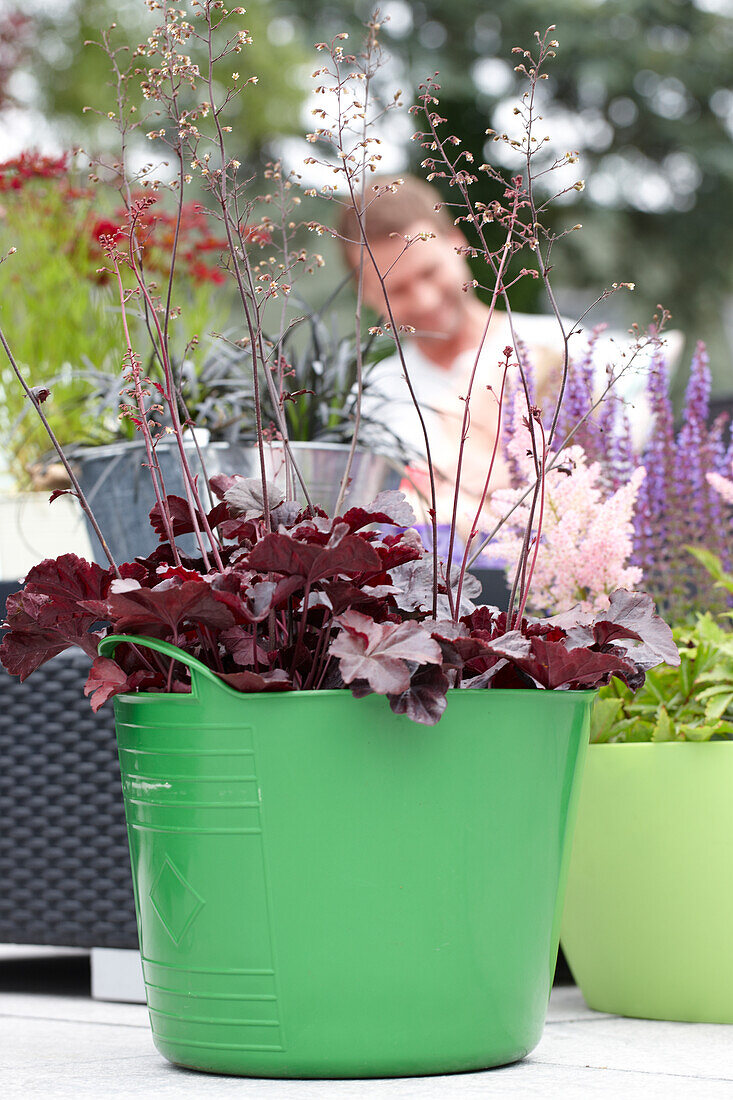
[90, 218, 124, 244]
[0, 151, 69, 192]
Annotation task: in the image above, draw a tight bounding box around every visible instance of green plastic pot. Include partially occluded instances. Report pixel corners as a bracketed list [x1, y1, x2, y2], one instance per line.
[100, 634, 593, 1078]
[561, 742, 733, 1024]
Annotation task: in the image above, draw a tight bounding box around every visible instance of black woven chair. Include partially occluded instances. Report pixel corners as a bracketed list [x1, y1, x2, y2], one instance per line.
[0, 582, 137, 952]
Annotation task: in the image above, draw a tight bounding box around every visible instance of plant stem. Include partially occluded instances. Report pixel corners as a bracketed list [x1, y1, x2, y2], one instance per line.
[0, 327, 122, 578]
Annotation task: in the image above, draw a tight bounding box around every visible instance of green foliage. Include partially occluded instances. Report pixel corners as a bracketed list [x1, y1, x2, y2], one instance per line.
[173, 299, 397, 447]
[591, 613, 733, 744]
[27, 0, 307, 161]
[0, 179, 123, 482]
[288, 0, 733, 386]
[0, 174, 235, 485]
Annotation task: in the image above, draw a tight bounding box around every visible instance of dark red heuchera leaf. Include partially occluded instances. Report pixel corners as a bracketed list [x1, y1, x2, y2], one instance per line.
[149, 496, 229, 542]
[341, 490, 417, 533]
[83, 657, 163, 712]
[510, 637, 641, 691]
[209, 473, 240, 500]
[376, 533, 423, 571]
[119, 561, 148, 582]
[0, 610, 104, 678]
[83, 580, 236, 636]
[388, 664, 450, 725]
[0, 555, 112, 678]
[594, 590, 680, 669]
[217, 668, 293, 692]
[210, 575, 281, 624]
[219, 627, 270, 668]
[320, 580, 394, 619]
[24, 554, 111, 609]
[248, 532, 381, 584]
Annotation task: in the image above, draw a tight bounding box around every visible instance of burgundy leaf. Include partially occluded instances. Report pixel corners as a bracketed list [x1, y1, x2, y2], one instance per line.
[248, 532, 380, 583]
[595, 589, 680, 669]
[84, 657, 132, 712]
[149, 495, 224, 542]
[516, 637, 639, 690]
[217, 668, 293, 692]
[119, 561, 148, 582]
[341, 490, 416, 532]
[210, 573, 283, 623]
[461, 605, 499, 633]
[219, 627, 270, 668]
[207, 501, 231, 530]
[388, 664, 449, 725]
[209, 473, 241, 500]
[310, 537, 381, 582]
[0, 619, 102, 679]
[49, 488, 75, 503]
[23, 555, 111, 609]
[0, 555, 112, 677]
[461, 661, 511, 689]
[321, 579, 394, 618]
[377, 533, 423, 571]
[84, 580, 236, 636]
[247, 533, 320, 577]
[155, 564, 206, 585]
[149, 495, 195, 539]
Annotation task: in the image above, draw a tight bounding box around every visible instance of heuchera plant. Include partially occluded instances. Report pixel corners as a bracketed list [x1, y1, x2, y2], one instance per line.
[0, 6, 679, 724]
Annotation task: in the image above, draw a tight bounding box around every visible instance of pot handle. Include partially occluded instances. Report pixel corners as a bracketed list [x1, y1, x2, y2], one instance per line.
[98, 633, 226, 699]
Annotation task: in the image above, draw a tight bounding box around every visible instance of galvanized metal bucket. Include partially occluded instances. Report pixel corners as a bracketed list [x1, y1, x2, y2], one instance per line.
[74, 439, 401, 563]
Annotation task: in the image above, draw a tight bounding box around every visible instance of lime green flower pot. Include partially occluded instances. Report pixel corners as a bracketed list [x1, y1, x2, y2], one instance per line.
[561, 742, 733, 1023]
[100, 635, 593, 1078]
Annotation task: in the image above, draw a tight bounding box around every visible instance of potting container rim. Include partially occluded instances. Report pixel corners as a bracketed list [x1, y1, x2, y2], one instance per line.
[100, 634, 598, 706]
[589, 739, 732, 749]
[109, 684, 599, 703]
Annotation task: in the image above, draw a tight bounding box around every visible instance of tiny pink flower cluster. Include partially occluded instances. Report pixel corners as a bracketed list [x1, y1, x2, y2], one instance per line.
[707, 468, 733, 506]
[492, 403, 645, 614]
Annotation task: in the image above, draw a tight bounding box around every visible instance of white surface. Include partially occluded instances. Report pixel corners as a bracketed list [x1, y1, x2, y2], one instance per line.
[90, 948, 145, 1004]
[2, 948, 733, 1098]
[0, 493, 93, 579]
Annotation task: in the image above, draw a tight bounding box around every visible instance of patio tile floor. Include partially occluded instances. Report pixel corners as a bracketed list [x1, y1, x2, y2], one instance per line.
[2, 946, 732, 1099]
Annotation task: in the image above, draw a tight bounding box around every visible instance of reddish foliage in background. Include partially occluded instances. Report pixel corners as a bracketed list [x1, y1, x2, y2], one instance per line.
[90, 196, 230, 286]
[0, 152, 231, 288]
[0, 151, 69, 191]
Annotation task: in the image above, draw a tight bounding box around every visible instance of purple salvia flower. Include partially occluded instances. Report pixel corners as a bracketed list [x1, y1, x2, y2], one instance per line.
[707, 412, 731, 571]
[502, 343, 536, 483]
[553, 342, 594, 453]
[602, 401, 634, 492]
[553, 325, 610, 463]
[674, 341, 712, 550]
[633, 351, 675, 592]
[709, 413, 728, 480]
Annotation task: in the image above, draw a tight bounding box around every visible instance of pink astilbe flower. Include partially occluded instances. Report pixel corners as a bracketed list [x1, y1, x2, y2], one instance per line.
[707, 468, 733, 506]
[493, 407, 646, 614]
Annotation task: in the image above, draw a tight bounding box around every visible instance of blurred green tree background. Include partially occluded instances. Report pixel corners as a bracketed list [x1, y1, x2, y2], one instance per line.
[4, 0, 733, 396]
